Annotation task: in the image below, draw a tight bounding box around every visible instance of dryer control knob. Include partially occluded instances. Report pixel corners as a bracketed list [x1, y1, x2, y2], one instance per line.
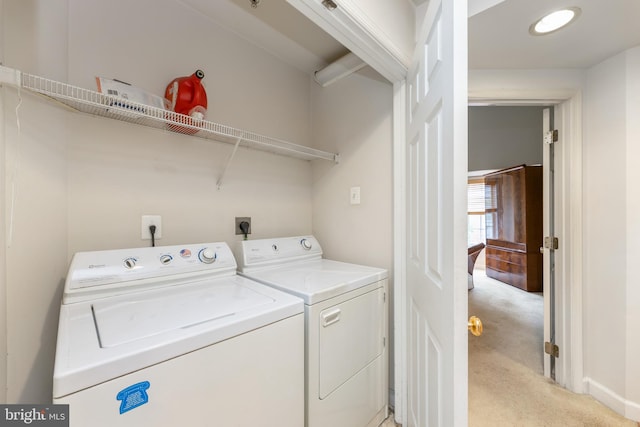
[123, 257, 137, 269]
[301, 238, 312, 250]
[199, 248, 217, 264]
[159, 254, 173, 265]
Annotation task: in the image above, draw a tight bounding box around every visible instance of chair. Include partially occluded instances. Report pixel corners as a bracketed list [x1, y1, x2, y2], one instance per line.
[468, 242, 486, 290]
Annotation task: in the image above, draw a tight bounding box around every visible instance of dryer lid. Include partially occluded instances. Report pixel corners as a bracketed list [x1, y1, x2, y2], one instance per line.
[239, 259, 387, 305]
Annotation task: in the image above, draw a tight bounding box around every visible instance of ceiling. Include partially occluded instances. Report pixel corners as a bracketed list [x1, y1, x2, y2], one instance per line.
[468, 0, 640, 69]
[179, 0, 348, 75]
[180, 0, 640, 75]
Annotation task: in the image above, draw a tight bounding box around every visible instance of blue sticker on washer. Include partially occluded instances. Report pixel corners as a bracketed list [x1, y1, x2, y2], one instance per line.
[116, 381, 150, 414]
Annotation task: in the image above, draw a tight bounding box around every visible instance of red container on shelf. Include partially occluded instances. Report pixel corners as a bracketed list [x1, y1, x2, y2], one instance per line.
[165, 70, 208, 134]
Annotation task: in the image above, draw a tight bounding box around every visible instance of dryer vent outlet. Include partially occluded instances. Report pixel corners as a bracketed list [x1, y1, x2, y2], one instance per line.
[235, 217, 251, 236]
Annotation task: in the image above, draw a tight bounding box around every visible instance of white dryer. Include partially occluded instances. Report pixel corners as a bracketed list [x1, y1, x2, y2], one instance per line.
[53, 242, 304, 427]
[237, 236, 388, 427]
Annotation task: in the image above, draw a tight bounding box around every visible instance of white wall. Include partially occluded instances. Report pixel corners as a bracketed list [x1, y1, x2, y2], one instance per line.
[468, 68, 584, 101]
[582, 46, 640, 420]
[66, 0, 311, 145]
[626, 47, 640, 416]
[2, 0, 68, 403]
[311, 69, 392, 271]
[0, 0, 6, 404]
[63, 0, 314, 257]
[3, 94, 68, 405]
[582, 48, 628, 410]
[468, 106, 544, 171]
[2, 0, 321, 403]
[310, 68, 394, 396]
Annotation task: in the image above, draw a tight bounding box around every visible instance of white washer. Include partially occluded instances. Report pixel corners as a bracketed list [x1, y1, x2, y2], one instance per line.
[53, 242, 304, 427]
[237, 235, 388, 427]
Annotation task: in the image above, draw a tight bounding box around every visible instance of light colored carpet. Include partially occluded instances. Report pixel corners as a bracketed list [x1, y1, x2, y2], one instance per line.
[381, 412, 399, 427]
[468, 269, 637, 427]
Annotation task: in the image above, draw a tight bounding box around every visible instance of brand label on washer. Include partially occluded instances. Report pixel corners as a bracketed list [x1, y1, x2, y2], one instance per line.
[116, 381, 150, 414]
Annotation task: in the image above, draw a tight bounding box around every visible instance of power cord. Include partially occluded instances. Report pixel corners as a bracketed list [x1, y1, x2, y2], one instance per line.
[149, 225, 156, 247]
[239, 221, 250, 240]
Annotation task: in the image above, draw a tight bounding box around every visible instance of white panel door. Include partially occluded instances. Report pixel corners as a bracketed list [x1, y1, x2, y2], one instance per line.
[405, 0, 468, 426]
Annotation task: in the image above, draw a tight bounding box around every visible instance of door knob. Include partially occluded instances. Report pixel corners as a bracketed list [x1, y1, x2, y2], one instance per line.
[468, 316, 483, 337]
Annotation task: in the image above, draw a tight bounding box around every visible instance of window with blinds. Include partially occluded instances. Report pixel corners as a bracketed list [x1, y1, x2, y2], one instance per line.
[468, 178, 485, 214]
[468, 178, 486, 245]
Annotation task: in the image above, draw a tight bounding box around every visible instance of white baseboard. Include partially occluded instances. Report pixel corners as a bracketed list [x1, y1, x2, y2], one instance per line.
[625, 398, 640, 422]
[584, 377, 640, 422]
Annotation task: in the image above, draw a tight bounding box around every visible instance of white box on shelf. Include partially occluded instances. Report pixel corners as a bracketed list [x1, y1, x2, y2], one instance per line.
[96, 77, 167, 113]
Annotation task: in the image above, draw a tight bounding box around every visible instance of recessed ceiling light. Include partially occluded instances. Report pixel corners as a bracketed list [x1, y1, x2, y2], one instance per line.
[529, 7, 581, 36]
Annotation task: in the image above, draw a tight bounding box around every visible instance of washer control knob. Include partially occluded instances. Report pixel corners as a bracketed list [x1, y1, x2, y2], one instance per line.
[199, 248, 217, 264]
[123, 257, 137, 269]
[159, 254, 173, 265]
[300, 238, 312, 250]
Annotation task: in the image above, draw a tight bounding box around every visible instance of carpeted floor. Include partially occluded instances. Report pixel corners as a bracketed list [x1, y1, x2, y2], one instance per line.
[380, 412, 399, 427]
[468, 269, 637, 427]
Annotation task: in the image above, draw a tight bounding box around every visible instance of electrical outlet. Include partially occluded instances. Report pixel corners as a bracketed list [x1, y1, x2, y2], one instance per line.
[235, 217, 251, 236]
[141, 215, 162, 240]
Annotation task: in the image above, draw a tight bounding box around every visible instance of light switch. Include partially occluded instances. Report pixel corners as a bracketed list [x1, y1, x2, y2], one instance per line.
[350, 186, 361, 205]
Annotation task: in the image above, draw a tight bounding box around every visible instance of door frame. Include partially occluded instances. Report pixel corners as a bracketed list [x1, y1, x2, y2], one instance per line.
[467, 91, 584, 393]
[552, 92, 584, 393]
[285, 0, 408, 84]
[392, 79, 408, 420]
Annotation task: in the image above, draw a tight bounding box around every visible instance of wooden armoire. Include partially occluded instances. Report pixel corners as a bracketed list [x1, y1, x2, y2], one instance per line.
[484, 165, 543, 292]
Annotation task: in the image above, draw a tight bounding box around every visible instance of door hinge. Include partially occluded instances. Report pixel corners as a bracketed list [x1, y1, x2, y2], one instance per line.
[321, 0, 338, 10]
[544, 129, 559, 144]
[544, 236, 559, 250]
[545, 342, 559, 358]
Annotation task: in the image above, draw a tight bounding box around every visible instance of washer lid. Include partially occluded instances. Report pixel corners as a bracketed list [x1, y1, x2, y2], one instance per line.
[53, 275, 303, 398]
[239, 259, 388, 305]
[93, 280, 273, 347]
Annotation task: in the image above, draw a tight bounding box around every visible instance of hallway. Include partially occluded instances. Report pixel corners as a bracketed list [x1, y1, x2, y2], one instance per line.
[468, 270, 635, 426]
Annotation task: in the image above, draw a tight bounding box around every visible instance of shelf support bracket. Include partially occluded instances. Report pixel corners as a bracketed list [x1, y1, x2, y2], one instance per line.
[216, 134, 244, 190]
[0, 65, 22, 87]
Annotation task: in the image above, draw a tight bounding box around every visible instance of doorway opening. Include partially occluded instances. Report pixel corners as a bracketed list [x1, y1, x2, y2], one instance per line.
[466, 104, 547, 370]
[467, 105, 550, 425]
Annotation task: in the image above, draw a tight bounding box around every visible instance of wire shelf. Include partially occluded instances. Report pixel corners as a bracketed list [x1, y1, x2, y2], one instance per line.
[2, 66, 338, 163]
